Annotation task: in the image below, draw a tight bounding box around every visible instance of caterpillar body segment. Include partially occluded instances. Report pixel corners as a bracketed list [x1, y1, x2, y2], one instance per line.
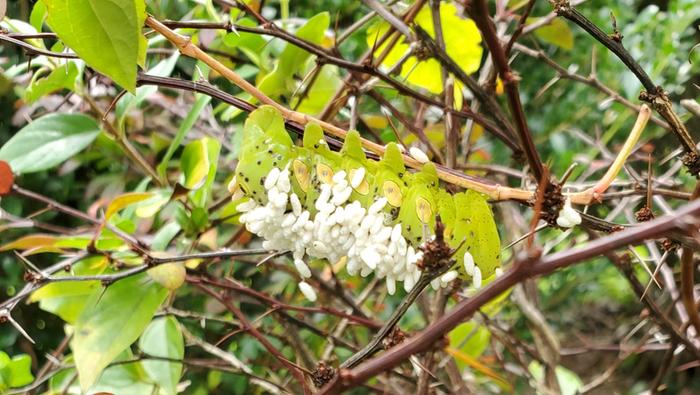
[398, 163, 440, 246]
[233, 106, 501, 290]
[339, 130, 376, 204]
[449, 191, 501, 279]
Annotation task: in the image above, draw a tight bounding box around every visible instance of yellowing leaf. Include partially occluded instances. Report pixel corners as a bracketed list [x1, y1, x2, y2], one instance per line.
[527, 17, 574, 50]
[105, 192, 153, 220]
[361, 114, 389, 130]
[446, 347, 511, 390]
[135, 193, 170, 218]
[367, 3, 482, 94]
[180, 138, 211, 190]
[0, 234, 57, 251]
[147, 262, 186, 290]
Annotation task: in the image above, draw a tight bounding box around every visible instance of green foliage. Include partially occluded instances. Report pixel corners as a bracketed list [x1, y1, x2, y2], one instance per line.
[0, 352, 34, 391]
[29, 257, 106, 323]
[0, 113, 100, 174]
[43, 0, 146, 92]
[70, 274, 168, 390]
[25, 61, 80, 103]
[258, 12, 330, 99]
[138, 317, 184, 395]
[528, 18, 574, 50]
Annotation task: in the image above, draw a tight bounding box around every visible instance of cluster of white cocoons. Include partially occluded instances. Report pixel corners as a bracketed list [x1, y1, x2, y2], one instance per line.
[556, 197, 582, 228]
[236, 165, 457, 300]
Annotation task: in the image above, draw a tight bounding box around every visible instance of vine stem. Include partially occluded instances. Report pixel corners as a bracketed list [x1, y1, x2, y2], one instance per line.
[144, 16, 649, 206]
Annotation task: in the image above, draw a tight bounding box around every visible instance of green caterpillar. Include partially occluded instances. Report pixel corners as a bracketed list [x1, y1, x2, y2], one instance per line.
[232, 105, 501, 285]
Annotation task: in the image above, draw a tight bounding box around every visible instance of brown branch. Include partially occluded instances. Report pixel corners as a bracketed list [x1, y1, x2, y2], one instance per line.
[680, 248, 700, 338]
[189, 275, 380, 329]
[319, 198, 700, 392]
[194, 283, 311, 394]
[468, 0, 545, 180]
[553, 1, 699, 174]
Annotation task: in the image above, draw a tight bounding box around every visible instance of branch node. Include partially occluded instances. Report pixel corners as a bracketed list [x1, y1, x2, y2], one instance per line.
[312, 360, 337, 388]
[531, 178, 565, 227]
[382, 326, 408, 350]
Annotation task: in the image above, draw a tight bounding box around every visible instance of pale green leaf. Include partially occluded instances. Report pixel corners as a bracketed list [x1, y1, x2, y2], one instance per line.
[0, 352, 34, 389]
[258, 12, 330, 98]
[180, 140, 209, 190]
[158, 94, 212, 179]
[529, 361, 583, 395]
[528, 17, 574, 50]
[191, 137, 221, 207]
[29, 0, 47, 31]
[293, 65, 342, 115]
[71, 273, 168, 390]
[139, 317, 184, 395]
[29, 258, 108, 323]
[0, 113, 100, 174]
[25, 61, 80, 103]
[43, 0, 147, 92]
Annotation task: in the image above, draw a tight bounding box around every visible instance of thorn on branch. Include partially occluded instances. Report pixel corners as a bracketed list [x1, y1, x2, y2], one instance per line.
[609, 12, 623, 42]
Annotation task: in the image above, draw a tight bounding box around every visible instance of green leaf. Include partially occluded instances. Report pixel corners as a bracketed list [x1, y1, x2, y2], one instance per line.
[139, 317, 184, 395]
[116, 51, 181, 122]
[529, 361, 583, 395]
[367, 3, 482, 94]
[258, 12, 330, 98]
[180, 137, 220, 192]
[29, 0, 47, 32]
[0, 234, 58, 251]
[180, 140, 210, 190]
[71, 273, 168, 391]
[0, 113, 100, 174]
[25, 61, 80, 103]
[223, 18, 267, 66]
[158, 94, 212, 179]
[151, 222, 181, 251]
[43, 0, 147, 92]
[0, 352, 35, 390]
[191, 137, 221, 207]
[528, 17, 574, 50]
[292, 65, 342, 115]
[448, 321, 491, 362]
[29, 257, 107, 323]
